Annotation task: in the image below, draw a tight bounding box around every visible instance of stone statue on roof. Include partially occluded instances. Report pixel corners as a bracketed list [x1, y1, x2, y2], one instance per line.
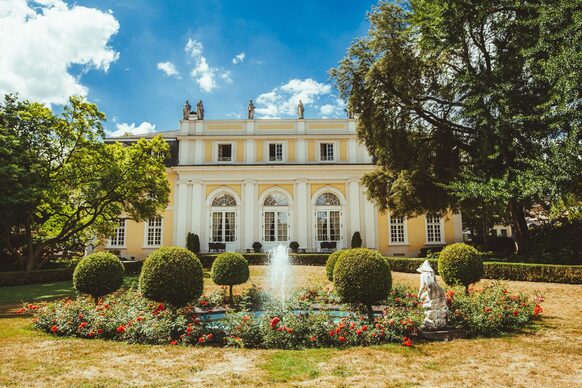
[297, 99, 304, 119]
[248, 99, 255, 119]
[183, 100, 191, 120]
[196, 100, 204, 120]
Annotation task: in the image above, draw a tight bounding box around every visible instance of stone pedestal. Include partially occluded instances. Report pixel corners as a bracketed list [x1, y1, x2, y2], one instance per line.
[419, 326, 466, 341]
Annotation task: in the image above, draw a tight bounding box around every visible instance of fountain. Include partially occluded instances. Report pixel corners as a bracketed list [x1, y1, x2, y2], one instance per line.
[268, 244, 292, 304]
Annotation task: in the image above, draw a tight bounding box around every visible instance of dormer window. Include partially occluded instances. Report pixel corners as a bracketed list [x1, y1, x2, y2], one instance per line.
[268, 143, 284, 162]
[217, 144, 232, 162]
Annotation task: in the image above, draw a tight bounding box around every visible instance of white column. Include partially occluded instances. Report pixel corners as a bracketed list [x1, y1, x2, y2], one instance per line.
[194, 140, 203, 164]
[348, 178, 361, 239]
[348, 139, 357, 163]
[191, 180, 203, 237]
[363, 192, 377, 249]
[179, 140, 189, 165]
[296, 179, 309, 249]
[245, 140, 255, 164]
[452, 211, 463, 242]
[297, 139, 306, 163]
[243, 180, 256, 249]
[175, 181, 189, 247]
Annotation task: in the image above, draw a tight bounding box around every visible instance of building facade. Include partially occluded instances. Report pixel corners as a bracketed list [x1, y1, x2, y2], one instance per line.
[105, 115, 463, 260]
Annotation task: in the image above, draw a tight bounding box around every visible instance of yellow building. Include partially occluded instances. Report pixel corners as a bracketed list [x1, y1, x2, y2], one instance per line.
[104, 114, 463, 260]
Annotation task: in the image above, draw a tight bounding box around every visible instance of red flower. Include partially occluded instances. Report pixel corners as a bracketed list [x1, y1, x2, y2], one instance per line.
[402, 337, 412, 347]
[349, 322, 355, 330]
[533, 304, 543, 316]
[355, 329, 363, 335]
[375, 323, 382, 329]
[116, 325, 126, 333]
[153, 303, 165, 314]
[16, 308, 27, 314]
[206, 333, 214, 340]
[97, 328, 103, 334]
[50, 325, 58, 333]
[79, 322, 88, 328]
[286, 328, 293, 334]
[198, 336, 205, 343]
[170, 340, 178, 345]
[270, 317, 281, 328]
[484, 307, 492, 313]
[136, 316, 143, 322]
[371, 333, 377, 337]
[277, 327, 284, 332]
[78, 313, 84, 319]
[394, 297, 401, 303]
[309, 336, 316, 342]
[362, 325, 368, 331]
[88, 330, 95, 338]
[388, 319, 395, 326]
[513, 310, 519, 316]
[329, 330, 335, 337]
[338, 336, 346, 342]
[242, 315, 250, 322]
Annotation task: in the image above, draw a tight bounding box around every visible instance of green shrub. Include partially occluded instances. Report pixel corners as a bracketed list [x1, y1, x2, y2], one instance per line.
[333, 248, 392, 317]
[438, 243, 483, 291]
[139, 247, 204, 308]
[73, 252, 124, 301]
[351, 232, 362, 248]
[211, 252, 250, 304]
[186, 233, 201, 254]
[289, 241, 299, 253]
[252, 241, 262, 253]
[487, 236, 516, 257]
[325, 250, 346, 281]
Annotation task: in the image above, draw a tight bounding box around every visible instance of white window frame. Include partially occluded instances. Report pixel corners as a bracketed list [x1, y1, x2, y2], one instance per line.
[317, 141, 337, 162]
[425, 214, 445, 244]
[107, 218, 126, 248]
[144, 217, 163, 248]
[215, 142, 235, 163]
[210, 209, 237, 243]
[266, 142, 286, 163]
[388, 214, 408, 245]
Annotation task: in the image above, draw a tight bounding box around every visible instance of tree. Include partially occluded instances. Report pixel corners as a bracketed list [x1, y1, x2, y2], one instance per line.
[0, 94, 170, 271]
[330, 0, 582, 253]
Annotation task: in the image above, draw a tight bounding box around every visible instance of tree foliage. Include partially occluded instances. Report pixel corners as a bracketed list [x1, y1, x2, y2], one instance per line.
[330, 0, 582, 252]
[0, 94, 170, 270]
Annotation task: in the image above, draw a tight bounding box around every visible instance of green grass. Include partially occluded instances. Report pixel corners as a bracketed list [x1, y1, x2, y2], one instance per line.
[260, 348, 335, 382]
[0, 276, 138, 307]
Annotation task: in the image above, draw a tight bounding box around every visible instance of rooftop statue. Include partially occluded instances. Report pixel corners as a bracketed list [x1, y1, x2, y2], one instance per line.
[417, 260, 448, 330]
[183, 100, 191, 120]
[196, 100, 204, 120]
[248, 99, 255, 119]
[297, 99, 304, 119]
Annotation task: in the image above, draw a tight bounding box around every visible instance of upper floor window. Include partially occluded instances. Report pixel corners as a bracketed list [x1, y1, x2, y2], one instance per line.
[146, 217, 163, 247]
[217, 143, 232, 162]
[426, 213, 444, 243]
[389, 215, 407, 244]
[268, 143, 284, 162]
[319, 143, 335, 161]
[109, 219, 126, 247]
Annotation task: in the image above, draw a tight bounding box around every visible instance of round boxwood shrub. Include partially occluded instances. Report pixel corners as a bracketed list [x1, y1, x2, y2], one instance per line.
[333, 248, 392, 319]
[139, 247, 204, 308]
[438, 243, 483, 292]
[325, 250, 347, 282]
[211, 252, 250, 305]
[73, 252, 124, 302]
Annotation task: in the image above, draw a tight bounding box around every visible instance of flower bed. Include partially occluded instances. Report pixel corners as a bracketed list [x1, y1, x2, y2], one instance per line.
[18, 283, 542, 349]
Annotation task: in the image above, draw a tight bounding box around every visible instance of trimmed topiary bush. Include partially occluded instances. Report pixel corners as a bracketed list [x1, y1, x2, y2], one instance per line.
[333, 248, 392, 319]
[438, 243, 483, 293]
[252, 241, 262, 253]
[211, 252, 250, 305]
[186, 232, 201, 254]
[73, 252, 124, 302]
[139, 247, 204, 308]
[325, 250, 346, 281]
[351, 231, 362, 248]
[289, 241, 299, 253]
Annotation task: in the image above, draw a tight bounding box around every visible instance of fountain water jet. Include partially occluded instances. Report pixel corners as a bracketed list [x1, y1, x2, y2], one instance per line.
[268, 244, 292, 304]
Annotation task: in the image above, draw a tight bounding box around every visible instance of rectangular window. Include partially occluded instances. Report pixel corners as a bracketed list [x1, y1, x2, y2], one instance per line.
[389, 215, 406, 244]
[426, 214, 443, 243]
[268, 143, 284, 162]
[212, 212, 223, 242]
[109, 219, 126, 247]
[224, 211, 236, 242]
[212, 211, 236, 242]
[277, 212, 289, 241]
[146, 217, 162, 246]
[316, 210, 341, 241]
[217, 144, 232, 162]
[264, 211, 275, 242]
[319, 143, 335, 161]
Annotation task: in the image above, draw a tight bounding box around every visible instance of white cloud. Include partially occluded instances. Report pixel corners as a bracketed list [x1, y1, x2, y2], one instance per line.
[109, 122, 156, 137]
[255, 78, 342, 119]
[185, 38, 233, 93]
[156, 61, 180, 78]
[232, 52, 245, 64]
[0, 0, 119, 105]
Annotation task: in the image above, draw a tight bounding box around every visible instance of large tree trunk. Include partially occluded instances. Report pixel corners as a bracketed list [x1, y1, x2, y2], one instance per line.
[509, 199, 530, 254]
[24, 216, 35, 272]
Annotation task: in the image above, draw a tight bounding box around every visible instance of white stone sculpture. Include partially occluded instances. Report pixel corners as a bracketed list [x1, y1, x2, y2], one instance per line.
[417, 260, 448, 330]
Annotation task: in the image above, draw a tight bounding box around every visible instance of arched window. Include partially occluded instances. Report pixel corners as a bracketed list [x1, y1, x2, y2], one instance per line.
[262, 191, 290, 243]
[210, 193, 237, 243]
[212, 193, 236, 207]
[316, 192, 340, 206]
[315, 192, 342, 244]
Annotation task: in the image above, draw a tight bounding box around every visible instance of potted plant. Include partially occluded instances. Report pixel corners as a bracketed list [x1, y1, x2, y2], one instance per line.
[289, 241, 299, 253]
[252, 241, 262, 253]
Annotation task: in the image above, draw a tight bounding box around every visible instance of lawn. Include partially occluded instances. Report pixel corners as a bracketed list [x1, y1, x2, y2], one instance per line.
[0, 266, 580, 386]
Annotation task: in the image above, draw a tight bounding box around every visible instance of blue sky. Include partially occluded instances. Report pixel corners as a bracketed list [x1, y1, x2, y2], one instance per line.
[0, 0, 377, 135]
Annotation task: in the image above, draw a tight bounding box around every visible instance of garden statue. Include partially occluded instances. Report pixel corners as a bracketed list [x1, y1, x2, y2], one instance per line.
[297, 99, 304, 119]
[417, 260, 448, 330]
[196, 100, 204, 120]
[247, 99, 255, 119]
[183, 100, 191, 120]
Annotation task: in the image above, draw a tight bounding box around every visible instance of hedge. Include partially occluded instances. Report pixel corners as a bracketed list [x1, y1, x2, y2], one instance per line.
[197, 253, 330, 268]
[385, 257, 582, 284]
